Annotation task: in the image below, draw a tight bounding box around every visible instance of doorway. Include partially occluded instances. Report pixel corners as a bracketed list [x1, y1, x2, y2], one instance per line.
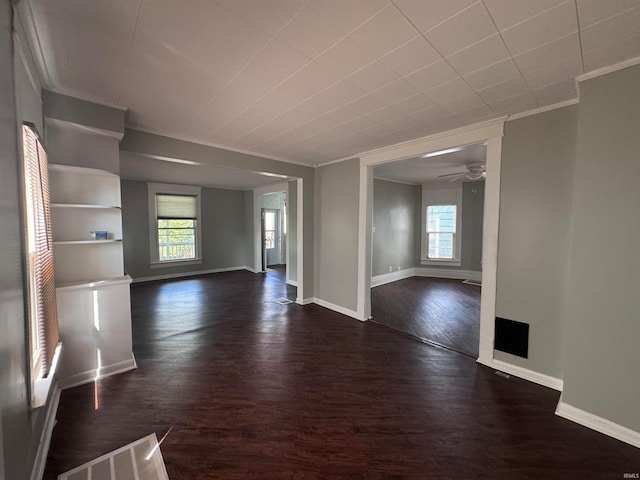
[369, 143, 486, 357]
[357, 120, 505, 366]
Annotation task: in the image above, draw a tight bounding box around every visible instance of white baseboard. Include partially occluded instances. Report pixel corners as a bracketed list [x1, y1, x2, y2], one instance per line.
[414, 267, 482, 281]
[313, 297, 363, 321]
[286, 279, 298, 287]
[556, 396, 640, 448]
[30, 383, 61, 480]
[489, 359, 564, 391]
[59, 356, 137, 390]
[371, 268, 414, 287]
[244, 266, 259, 273]
[131, 266, 247, 283]
[296, 297, 314, 305]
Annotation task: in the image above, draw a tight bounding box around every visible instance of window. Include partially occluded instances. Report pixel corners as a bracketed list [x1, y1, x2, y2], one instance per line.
[264, 210, 276, 249]
[148, 184, 202, 267]
[21, 123, 60, 405]
[426, 205, 457, 260]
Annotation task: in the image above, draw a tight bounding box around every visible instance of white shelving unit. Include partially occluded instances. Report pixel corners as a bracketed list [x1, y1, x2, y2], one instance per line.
[49, 164, 126, 285]
[46, 126, 136, 388]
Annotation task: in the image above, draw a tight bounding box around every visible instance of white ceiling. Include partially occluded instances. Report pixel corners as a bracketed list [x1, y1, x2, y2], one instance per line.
[120, 151, 289, 189]
[27, 0, 640, 166]
[374, 142, 486, 185]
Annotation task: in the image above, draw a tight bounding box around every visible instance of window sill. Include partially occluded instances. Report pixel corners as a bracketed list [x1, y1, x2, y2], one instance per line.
[32, 343, 62, 409]
[150, 258, 202, 269]
[421, 259, 461, 267]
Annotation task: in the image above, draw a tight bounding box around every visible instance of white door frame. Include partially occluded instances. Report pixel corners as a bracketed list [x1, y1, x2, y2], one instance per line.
[357, 118, 505, 366]
[253, 180, 304, 305]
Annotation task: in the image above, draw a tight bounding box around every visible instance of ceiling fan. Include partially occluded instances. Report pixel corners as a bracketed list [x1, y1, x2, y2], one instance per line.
[438, 162, 486, 182]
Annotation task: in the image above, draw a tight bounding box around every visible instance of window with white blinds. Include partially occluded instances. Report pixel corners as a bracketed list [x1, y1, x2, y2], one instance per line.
[148, 183, 202, 266]
[21, 123, 59, 381]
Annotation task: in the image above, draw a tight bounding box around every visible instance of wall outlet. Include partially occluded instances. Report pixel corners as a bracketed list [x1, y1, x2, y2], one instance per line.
[398, 266, 401, 271]
[389, 266, 393, 272]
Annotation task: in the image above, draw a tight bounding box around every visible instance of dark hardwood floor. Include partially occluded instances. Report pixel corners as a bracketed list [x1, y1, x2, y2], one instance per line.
[371, 277, 481, 358]
[44, 268, 638, 479]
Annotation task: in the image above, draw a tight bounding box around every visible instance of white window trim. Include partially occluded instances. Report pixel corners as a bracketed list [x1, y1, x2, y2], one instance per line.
[148, 182, 202, 268]
[421, 188, 463, 266]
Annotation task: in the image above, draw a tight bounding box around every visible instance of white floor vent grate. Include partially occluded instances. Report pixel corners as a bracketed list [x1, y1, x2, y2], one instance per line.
[274, 297, 293, 305]
[58, 433, 169, 480]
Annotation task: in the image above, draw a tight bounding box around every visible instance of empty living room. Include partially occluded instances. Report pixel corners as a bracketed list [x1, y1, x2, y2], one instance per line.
[1, 0, 639, 478]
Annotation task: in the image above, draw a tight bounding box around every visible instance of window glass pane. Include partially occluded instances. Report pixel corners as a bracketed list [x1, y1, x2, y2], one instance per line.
[428, 233, 454, 259]
[427, 205, 456, 233]
[158, 219, 196, 261]
[265, 231, 275, 249]
[265, 211, 275, 231]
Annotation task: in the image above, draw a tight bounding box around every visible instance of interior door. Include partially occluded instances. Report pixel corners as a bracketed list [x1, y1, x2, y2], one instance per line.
[264, 209, 279, 266]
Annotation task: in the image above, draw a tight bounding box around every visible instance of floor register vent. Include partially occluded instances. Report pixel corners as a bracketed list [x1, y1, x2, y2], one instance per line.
[58, 434, 169, 480]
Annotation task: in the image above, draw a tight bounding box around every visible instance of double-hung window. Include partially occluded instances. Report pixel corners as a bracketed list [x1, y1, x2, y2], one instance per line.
[21, 123, 60, 406]
[148, 183, 202, 267]
[426, 205, 457, 260]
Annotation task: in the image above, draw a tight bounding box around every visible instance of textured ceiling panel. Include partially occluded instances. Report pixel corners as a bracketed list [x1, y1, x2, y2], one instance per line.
[27, 0, 640, 166]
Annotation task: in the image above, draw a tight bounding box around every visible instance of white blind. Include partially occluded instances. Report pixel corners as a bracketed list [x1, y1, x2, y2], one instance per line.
[22, 123, 59, 376]
[156, 194, 197, 219]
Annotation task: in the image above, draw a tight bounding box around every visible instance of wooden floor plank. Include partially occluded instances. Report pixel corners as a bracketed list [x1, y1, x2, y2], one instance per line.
[44, 268, 638, 479]
[371, 276, 481, 357]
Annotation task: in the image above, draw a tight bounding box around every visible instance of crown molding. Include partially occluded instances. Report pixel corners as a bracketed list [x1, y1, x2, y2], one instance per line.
[506, 98, 580, 122]
[14, 0, 51, 85]
[576, 55, 640, 83]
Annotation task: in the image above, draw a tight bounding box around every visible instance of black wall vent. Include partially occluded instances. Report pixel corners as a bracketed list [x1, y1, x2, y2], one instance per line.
[495, 317, 529, 358]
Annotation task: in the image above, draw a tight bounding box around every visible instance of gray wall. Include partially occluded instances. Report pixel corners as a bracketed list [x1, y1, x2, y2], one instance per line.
[1, 5, 52, 478]
[288, 180, 297, 283]
[415, 181, 484, 272]
[120, 129, 315, 299]
[121, 180, 248, 279]
[372, 179, 420, 277]
[314, 158, 360, 311]
[562, 65, 640, 431]
[495, 105, 578, 379]
[243, 190, 254, 270]
[460, 181, 484, 271]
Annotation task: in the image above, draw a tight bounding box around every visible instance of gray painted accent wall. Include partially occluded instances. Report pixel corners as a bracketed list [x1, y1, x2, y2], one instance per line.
[495, 105, 578, 379]
[314, 158, 359, 311]
[121, 180, 248, 279]
[372, 179, 420, 277]
[1, 6, 51, 478]
[562, 65, 640, 431]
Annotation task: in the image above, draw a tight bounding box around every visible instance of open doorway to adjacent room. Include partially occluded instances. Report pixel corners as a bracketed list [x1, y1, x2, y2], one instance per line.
[369, 142, 486, 358]
[254, 181, 299, 303]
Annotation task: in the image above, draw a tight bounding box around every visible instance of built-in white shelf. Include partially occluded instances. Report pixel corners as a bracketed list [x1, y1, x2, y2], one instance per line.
[52, 203, 120, 209]
[56, 275, 131, 291]
[53, 239, 122, 245]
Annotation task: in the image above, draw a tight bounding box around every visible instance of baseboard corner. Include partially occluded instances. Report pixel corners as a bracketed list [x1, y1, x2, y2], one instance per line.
[555, 397, 640, 448]
[490, 359, 563, 391]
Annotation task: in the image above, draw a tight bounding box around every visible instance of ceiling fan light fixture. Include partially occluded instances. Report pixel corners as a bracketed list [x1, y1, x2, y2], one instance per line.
[467, 171, 484, 180]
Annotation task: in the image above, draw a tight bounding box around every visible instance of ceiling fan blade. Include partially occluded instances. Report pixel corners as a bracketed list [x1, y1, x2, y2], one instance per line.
[438, 171, 467, 178]
[448, 176, 462, 183]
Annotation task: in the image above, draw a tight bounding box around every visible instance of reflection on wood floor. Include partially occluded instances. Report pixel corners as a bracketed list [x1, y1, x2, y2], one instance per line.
[44, 268, 638, 479]
[371, 276, 481, 358]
